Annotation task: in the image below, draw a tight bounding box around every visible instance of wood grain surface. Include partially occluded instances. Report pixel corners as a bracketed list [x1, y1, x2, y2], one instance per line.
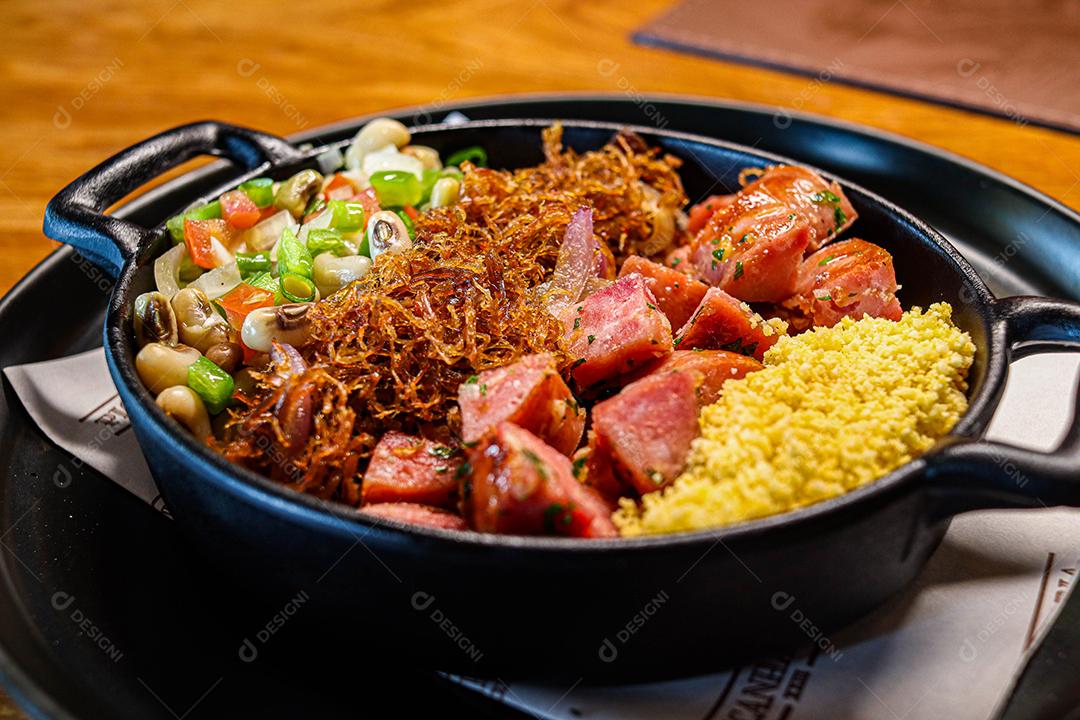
[1, 0, 1079, 715]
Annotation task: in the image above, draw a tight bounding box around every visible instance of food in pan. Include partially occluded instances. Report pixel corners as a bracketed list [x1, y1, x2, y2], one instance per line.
[615, 304, 974, 535]
[131, 119, 973, 537]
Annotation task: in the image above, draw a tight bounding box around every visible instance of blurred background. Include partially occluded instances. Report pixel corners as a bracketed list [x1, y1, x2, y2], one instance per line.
[2, 0, 1079, 296]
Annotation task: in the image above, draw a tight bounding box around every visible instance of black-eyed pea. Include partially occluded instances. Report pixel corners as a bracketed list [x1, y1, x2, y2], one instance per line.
[155, 385, 211, 439]
[240, 303, 312, 353]
[205, 342, 243, 374]
[135, 343, 200, 394]
[133, 291, 178, 347]
[312, 253, 372, 297]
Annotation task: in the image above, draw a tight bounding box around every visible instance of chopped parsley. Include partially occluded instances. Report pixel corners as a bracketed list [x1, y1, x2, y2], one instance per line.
[571, 358, 586, 370]
[712, 248, 725, 263]
[455, 461, 472, 481]
[543, 502, 575, 533]
[428, 444, 455, 459]
[811, 190, 841, 205]
[435, 465, 449, 474]
[673, 336, 683, 348]
[465, 375, 479, 384]
[818, 254, 836, 266]
[587, 334, 596, 344]
[522, 448, 548, 480]
[573, 317, 581, 330]
[721, 337, 758, 358]
[816, 294, 833, 302]
[733, 261, 744, 280]
[646, 468, 664, 485]
[576, 305, 583, 314]
[671, 257, 682, 267]
[738, 233, 750, 244]
[479, 383, 488, 396]
[646, 303, 658, 311]
[810, 189, 847, 228]
[571, 455, 588, 478]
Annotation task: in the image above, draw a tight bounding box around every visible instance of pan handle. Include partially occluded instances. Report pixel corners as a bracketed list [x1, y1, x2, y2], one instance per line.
[926, 296, 1080, 512]
[42, 121, 304, 277]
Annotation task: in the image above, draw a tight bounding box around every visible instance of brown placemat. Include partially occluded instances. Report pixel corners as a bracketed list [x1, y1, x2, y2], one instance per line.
[634, 0, 1080, 134]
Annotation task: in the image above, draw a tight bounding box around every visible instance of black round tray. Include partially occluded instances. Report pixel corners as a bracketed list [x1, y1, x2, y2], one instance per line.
[1, 94, 1077, 720]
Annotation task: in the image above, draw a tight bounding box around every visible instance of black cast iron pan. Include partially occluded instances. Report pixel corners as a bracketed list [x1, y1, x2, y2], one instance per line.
[42, 118, 1080, 681]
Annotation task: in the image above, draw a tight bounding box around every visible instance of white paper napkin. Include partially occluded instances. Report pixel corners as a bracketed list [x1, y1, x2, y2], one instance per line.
[5, 348, 1080, 720]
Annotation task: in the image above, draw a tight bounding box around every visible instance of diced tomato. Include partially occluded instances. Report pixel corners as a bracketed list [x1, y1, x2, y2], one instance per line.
[240, 343, 262, 367]
[258, 205, 279, 221]
[323, 174, 355, 201]
[324, 185, 353, 201]
[218, 283, 275, 330]
[220, 190, 261, 230]
[183, 219, 231, 269]
[354, 187, 381, 218]
[325, 174, 355, 193]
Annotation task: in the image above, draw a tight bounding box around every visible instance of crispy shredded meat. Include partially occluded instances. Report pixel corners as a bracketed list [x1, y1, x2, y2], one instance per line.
[214, 124, 687, 504]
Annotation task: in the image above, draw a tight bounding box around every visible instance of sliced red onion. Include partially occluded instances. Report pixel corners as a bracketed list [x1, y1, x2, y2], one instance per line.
[270, 342, 308, 379]
[544, 208, 594, 311]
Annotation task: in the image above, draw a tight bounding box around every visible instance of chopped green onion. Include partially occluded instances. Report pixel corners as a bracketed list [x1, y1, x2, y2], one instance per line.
[165, 200, 222, 242]
[419, 168, 440, 204]
[236, 251, 273, 275]
[280, 272, 316, 303]
[811, 190, 841, 205]
[277, 227, 313, 279]
[304, 195, 326, 218]
[370, 171, 421, 207]
[327, 200, 365, 232]
[186, 200, 222, 221]
[166, 215, 184, 242]
[306, 228, 352, 257]
[239, 178, 274, 208]
[245, 271, 278, 294]
[393, 209, 416, 239]
[187, 356, 234, 415]
[445, 146, 487, 168]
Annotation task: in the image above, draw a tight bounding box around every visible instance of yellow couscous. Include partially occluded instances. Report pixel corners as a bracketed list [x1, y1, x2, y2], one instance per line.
[614, 303, 975, 536]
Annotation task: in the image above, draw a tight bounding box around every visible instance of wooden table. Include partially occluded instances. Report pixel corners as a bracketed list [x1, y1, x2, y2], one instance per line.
[1, 0, 1079, 714]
